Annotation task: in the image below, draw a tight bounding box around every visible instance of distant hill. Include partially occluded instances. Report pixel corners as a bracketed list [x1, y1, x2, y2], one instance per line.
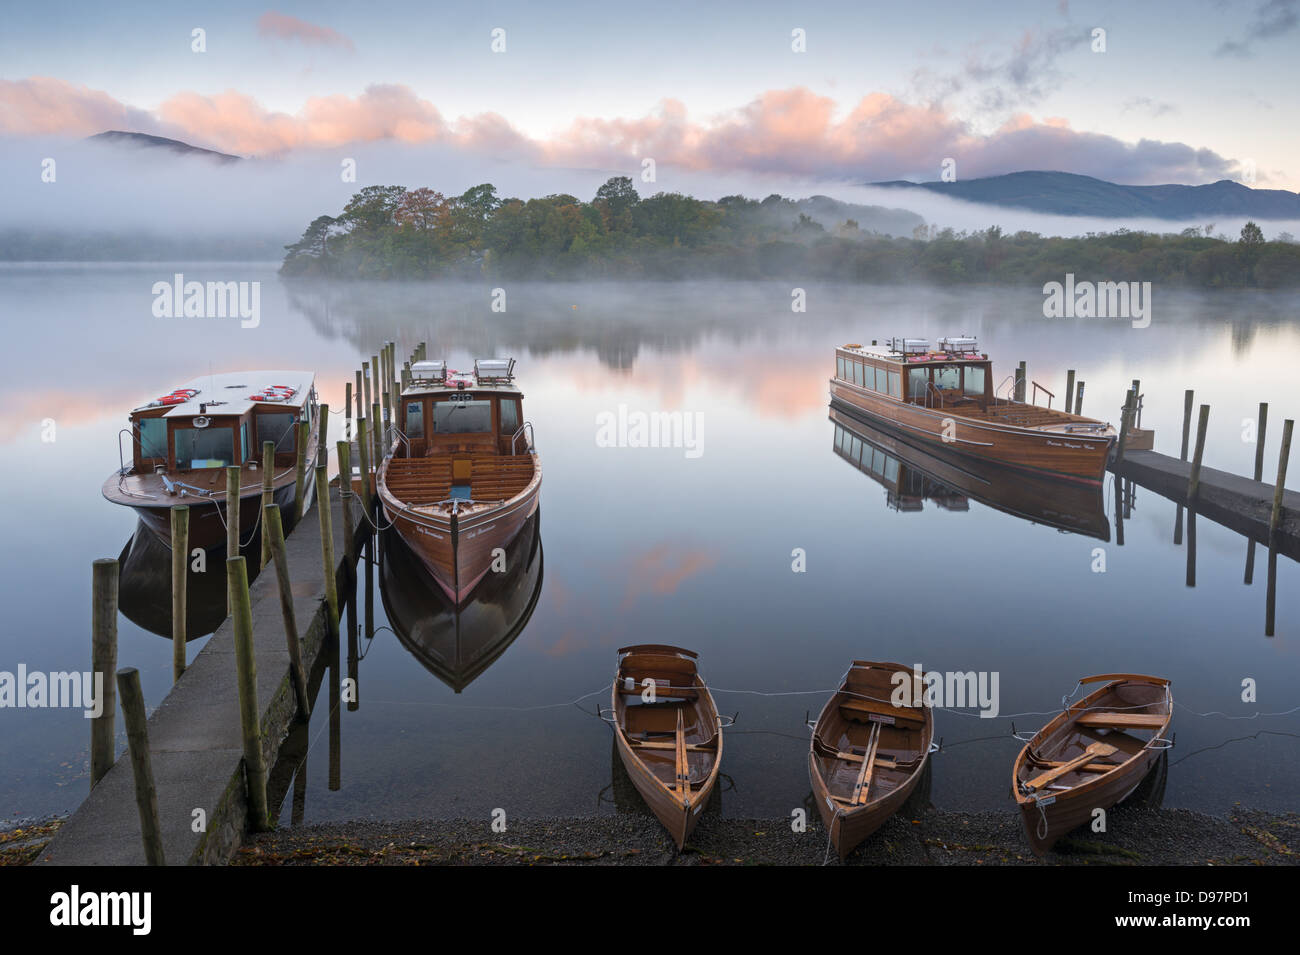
[873, 170, 1300, 220]
[87, 130, 241, 163]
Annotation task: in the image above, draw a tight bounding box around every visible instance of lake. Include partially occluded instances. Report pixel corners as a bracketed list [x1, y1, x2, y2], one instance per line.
[2, 263, 1298, 827]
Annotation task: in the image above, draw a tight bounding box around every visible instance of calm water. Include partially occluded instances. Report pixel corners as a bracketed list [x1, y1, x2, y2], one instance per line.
[2, 263, 1299, 826]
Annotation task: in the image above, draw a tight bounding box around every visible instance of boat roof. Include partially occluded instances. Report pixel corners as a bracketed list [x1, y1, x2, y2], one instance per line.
[131, 370, 316, 418]
[401, 358, 522, 397]
[839, 338, 988, 365]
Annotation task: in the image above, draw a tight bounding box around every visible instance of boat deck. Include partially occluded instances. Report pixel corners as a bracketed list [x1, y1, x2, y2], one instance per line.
[385, 454, 535, 505]
[933, 401, 1097, 430]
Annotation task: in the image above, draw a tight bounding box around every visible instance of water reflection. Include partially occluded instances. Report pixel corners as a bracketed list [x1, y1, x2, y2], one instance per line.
[116, 520, 235, 639]
[829, 406, 1110, 540]
[379, 511, 543, 692]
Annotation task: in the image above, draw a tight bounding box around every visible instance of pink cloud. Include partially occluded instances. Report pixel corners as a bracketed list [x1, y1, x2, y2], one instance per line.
[0, 76, 1246, 186]
[257, 12, 354, 52]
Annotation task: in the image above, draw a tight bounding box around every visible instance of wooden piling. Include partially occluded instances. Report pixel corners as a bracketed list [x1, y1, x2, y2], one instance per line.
[1180, 390, 1194, 461]
[260, 441, 274, 569]
[1115, 389, 1135, 465]
[1064, 370, 1075, 415]
[363, 359, 372, 415]
[1130, 379, 1141, 428]
[1254, 403, 1269, 481]
[1269, 419, 1293, 543]
[292, 419, 309, 524]
[1187, 404, 1211, 504]
[318, 402, 329, 457]
[372, 400, 383, 466]
[337, 440, 356, 567]
[264, 506, 311, 720]
[355, 369, 363, 423]
[225, 466, 240, 557]
[1015, 361, 1026, 402]
[1074, 381, 1084, 415]
[345, 381, 352, 439]
[116, 667, 165, 865]
[90, 558, 118, 790]
[227, 555, 269, 830]
[315, 463, 339, 630]
[356, 416, 372, 517]
[170, 505, 188, 681]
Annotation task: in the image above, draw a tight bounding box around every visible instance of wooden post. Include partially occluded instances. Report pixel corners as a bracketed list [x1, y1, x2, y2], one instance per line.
[372, 400, 383, 466]
[1015, 361, 1026, 402]
[1254, 403, 1269, 481]
[170, 505, 188, 681]
[1064, 370, 1075, 415]
[1074, 381, 1084, 415]
[1115, 389, 1135, 465]
[356, 416, 372, 518]
[292, 419, 309, 524]
[116, 667, 165, 865]
[355, 369, 363, 423]
[1187, 404, 1210, 504]
[227, 556, 269, 830]
[225, 466, 240, 556]
[90, 558, 118, 790]
[1186, 510, 1197, 587]
[1269, 419, 1293, 543]
[318, 402, 329, 458]
[316, 463, 339, 630]
[1130, 379, 1141, 428]
[345, 381, 353, 440]
[363, 359, 372, 416]
[260, 440, 274, 569]
[370, 353, 380, 426]
[264, 506, 311, 719]
[1180, 390, 1194, 461]
[337, 440, 356, 567]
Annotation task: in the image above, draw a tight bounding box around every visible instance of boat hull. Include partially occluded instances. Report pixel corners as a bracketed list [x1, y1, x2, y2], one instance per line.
[115, 479, 305, 551]
[830, 380, 1113, 484]
[384, 481, 540, 605]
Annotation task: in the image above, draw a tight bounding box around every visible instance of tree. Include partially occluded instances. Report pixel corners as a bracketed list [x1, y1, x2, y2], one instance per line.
[1239, 221, 1264, 245]
[593, 176, 640, 233]
[341, 186, 406, 234]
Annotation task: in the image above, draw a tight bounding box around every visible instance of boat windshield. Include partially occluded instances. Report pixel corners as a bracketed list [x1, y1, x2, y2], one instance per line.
[136, 417, 167, 458]
[434, 399, 491, 434]
[174, 425, 236, 468]
[964, 365, 986, 397]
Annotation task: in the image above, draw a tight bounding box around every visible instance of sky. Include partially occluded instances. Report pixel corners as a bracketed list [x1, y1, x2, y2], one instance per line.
[1, 0, 1297, 192]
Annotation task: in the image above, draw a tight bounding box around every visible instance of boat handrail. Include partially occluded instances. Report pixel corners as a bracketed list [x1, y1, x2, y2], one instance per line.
[924, 381, 945, 409]
[993, 373, 1020, 405]
[117, 428, 139, 475]
[1030, 381, 1054, 409]
[511, 421, 536, 455]
[387, 423, 410, 459]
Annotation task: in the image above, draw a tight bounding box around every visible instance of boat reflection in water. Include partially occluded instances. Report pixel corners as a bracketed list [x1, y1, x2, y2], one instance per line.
[830, 404, 1110, 540]
[116, 519, 236, 640]
[379, 510, 543, 692]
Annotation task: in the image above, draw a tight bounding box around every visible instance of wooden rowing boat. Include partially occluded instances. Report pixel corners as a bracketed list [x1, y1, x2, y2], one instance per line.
[1013, 674, 1173, 855]
[611, 645, 723, 849]
[829, 405, 1110, 540]
[103, 370, 319, 550]
[380, 510, 543, 692]
[809, 661, 936, 859]
[378, 359, 541, 604]
[830, 338, 1124, 485]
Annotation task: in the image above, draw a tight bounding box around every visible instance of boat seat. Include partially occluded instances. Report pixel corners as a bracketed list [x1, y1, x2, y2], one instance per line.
[1074, 712, 1165, 730]
[838, 697, 926, 728]
[617, 684, 698, 701]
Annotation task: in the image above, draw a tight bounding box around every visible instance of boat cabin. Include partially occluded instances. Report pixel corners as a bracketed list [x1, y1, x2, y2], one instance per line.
[394, 359, 529, 458]
[835, 337, 992, 410]
[126, 371, 316, 475]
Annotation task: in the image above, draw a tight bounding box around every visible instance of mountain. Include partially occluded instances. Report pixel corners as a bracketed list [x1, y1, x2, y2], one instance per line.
[87, 130, 241, 163]
[873, 170, 1300, 220]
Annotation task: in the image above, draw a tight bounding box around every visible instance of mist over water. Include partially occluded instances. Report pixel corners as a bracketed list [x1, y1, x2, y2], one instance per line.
[1, 266, 1297, 823]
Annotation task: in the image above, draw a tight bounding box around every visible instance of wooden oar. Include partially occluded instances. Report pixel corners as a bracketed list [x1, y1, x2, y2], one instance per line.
[1025, 742, 1117, 791]
[851, 722, 882, 805]
[674, 708, 689, 799]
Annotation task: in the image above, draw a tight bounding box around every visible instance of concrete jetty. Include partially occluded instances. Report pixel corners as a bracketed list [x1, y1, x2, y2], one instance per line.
[37, 486, 361, 866]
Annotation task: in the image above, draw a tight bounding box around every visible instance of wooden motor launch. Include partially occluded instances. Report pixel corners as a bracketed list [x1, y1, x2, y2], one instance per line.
[378, 358, 541, 604]
[809, 661, 937, 859]
[829, 337, 1148, 485]
[1012, 674, 1173, 855]
[610, 645, 724, 849]
[103, 370, 319, 550]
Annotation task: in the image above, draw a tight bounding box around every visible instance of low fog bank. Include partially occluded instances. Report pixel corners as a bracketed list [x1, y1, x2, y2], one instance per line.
[2, 136, 1298, 263]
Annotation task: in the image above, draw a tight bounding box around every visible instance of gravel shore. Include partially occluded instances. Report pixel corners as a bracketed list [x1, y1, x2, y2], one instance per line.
[231, 807, 1299, 866]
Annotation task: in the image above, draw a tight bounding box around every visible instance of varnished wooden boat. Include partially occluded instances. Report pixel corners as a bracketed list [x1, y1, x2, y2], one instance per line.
[1013, 674, 1173, 855]
[103, 371, 319, 550]
[611, 645, 723, 849]
[809, 661, 935, 859]
[378, 359, 541, 604]
[831, 338, 1122, 484]
[380, 510, 543, 692]
[830, 405, 1110, 540]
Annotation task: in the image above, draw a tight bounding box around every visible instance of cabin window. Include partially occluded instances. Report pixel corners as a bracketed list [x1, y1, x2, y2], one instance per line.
[837, 356, 847, 379]
[434, 399, 492, 434]
[849, 362, 860, 386]
[848, 436, 860, 462]
[882, 456, 899, 482]
[499, 398, 520, 435]
[240, 421, 249, 462]
[835, 426, 846, 451]
[935, 366, 961, 390]
[888, 371, 901, 397]
[964, 365, 986, 398]
[404, 401, 425, 439]
[175, 426, 235, 468]
[871, 366, 884, 392]
[257, 412, 296, 453]
[137, 418, 167, 459]
[908, 368, 929, 400]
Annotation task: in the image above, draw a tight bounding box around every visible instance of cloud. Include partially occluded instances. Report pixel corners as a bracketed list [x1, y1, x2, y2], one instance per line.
[0, 76, 1246, 187]
[256, 12, 355, 52]
[1217, 0, 1298, 56]
[1122, 97, 1178, 118]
